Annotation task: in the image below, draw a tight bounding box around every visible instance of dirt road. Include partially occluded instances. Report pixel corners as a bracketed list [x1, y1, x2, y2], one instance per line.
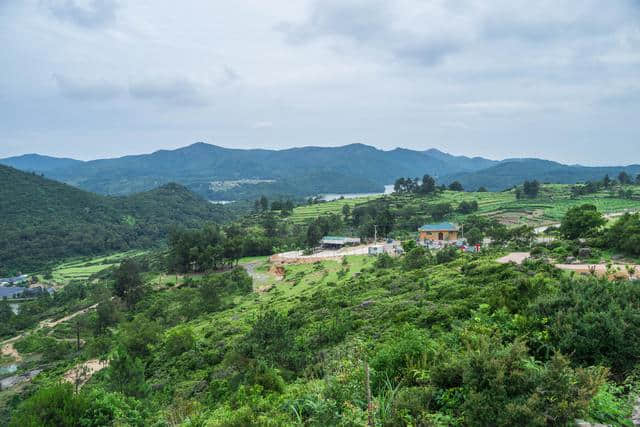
[63, 359, 109, 389]
[1, 303, 100, 366]
[497, 252, 639, 279]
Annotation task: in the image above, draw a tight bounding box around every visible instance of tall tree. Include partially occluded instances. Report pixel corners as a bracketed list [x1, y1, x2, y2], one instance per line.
[114, 259, 144, 308]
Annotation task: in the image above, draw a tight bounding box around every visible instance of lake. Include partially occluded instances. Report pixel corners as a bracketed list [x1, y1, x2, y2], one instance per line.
[319, 185, 395, 202]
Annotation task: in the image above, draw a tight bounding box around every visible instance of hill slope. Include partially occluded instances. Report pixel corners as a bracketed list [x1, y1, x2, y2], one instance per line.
[444, 159, 640, 191]
[0, 165, 231, 275]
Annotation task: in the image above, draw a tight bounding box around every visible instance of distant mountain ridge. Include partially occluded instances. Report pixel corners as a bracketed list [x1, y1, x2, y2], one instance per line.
[443, 159, 640, 191]
[0, 153, 84, 172]
[2, 143, 637, 197]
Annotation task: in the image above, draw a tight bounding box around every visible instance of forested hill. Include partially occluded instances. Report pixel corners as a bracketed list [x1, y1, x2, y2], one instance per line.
[0, 165, 231, 275]
[2, 143, 498, 200]
[443, 159, 640, 191]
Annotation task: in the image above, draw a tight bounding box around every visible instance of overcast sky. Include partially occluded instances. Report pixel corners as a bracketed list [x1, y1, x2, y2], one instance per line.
[1, 1, 639, 164]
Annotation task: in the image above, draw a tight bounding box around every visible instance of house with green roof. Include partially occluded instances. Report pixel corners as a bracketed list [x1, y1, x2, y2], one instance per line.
[418, 222, 459, 242]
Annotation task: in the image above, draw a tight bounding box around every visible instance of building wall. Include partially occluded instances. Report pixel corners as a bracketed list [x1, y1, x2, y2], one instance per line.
[419, 230, 459, 241]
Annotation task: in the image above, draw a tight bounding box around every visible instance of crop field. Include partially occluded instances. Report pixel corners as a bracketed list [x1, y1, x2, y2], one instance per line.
[47, 250, 146, 283]
[288, 195, 382, 225]
[287, 184, 640, 229]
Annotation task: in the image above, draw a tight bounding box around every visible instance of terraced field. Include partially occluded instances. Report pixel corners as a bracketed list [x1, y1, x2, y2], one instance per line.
[287, 195, 382, 225]
[287, 184, 640, 229]
[47, 250, 146, 283]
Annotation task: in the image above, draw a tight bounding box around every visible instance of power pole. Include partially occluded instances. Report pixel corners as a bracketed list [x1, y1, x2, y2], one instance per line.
[365, 360, 373, 426]
[373, 224, 378, 242]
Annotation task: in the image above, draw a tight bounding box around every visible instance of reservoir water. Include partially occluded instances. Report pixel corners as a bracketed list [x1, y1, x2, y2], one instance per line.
[319, 185, 395, 202]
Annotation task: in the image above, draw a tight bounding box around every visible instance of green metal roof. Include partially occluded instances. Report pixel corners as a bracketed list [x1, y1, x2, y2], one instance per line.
[418, 222, 458, 232]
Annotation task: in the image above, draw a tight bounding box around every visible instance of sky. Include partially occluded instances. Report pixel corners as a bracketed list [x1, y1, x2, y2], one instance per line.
[0, 0, 639, 165]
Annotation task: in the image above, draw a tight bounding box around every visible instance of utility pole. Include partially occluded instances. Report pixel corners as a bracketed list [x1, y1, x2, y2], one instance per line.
[373, 224, 378, 242]
[76, 319, 80, 352]
[365, 360, 373, 426]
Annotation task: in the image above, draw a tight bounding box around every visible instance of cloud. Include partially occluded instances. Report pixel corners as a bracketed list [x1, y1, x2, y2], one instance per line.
[43, 0, 120, 28]
[277, 0, 463, 66]
[53, 74, 122, 101]
[129, 78, 209, 107]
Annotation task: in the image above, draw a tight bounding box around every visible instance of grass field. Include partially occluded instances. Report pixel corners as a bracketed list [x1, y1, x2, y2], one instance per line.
[46, 250, 147, 284]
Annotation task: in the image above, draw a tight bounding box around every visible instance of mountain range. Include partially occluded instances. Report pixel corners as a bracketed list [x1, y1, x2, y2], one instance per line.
[2, 143, 638, 199]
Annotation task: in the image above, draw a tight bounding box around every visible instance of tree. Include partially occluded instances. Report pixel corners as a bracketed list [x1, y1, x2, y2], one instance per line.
[618, 171, 631, 185]
[114, 259, 144, 308]
[259, 195, 269, 211]
[420, 175, 436, 195]
[342, 204, 351, 221]
[465, 228, 483, 246]
[603, 174, 611, 188]
[403, 246, 430, 270]
[431, 203, 452, 221]
[559, 204, 605, 240]
[306, 223, 322, 247]
[95, 298, 118, 335]
[448, 181, 464, 192]
[107, 346, 149, 398]
[477, 186, 488, 192]
[522, 180, 540, 198]
[636, 174, 640, 185]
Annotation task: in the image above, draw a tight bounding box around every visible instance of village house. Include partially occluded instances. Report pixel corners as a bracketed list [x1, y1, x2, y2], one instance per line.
[418, 222, 460, 242]
[320, 236, 361, 249]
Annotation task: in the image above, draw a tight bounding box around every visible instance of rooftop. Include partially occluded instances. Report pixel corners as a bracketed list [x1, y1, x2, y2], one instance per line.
[418, 222, 459, 232]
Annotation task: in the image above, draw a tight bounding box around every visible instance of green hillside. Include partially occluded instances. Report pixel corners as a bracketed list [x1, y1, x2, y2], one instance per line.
[0, 165, 231, 275]
[443, 159, 640, 191]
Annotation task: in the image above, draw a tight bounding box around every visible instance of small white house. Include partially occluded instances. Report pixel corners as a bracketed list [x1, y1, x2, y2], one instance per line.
[368, 245, 385, 256]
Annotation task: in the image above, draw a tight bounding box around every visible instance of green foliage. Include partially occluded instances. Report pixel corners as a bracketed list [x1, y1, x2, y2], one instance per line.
[0, 165, 231, 275]
[107, 346, 149, 398]
[114, 259, 145, 308]
[530, 279, 640, 375]
[402, 246, 430, 270]
[374, 253, 395, 269]
[165, 326, 195, 357]
[9, 383, 89, 427]
[599, 213, 640, 256]
[559, 204, 606, 240]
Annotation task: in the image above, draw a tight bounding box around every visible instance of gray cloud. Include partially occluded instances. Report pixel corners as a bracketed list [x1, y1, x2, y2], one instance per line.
[129, 79, 209, 108]
[53, 74, 122, 101]
[277, 0, 463, 66]
[43, 0, 119, 28]
[1, 1, 639, 165]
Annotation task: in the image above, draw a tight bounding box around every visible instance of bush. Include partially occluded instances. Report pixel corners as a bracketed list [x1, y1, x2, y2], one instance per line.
[403, 247, 430, 270]
[165, 326, 196, 357]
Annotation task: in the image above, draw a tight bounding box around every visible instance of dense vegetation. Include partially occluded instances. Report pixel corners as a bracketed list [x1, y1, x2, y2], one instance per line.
[3, 238, 640, 425]
[0, 165, 232, 275]
[3, 172, 640, 425]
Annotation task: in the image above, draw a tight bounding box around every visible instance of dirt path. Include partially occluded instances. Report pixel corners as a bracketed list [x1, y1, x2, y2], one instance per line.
[39, 303, 99, 329]
[63, 359, 109, 389]
[1, 336, 23, 363]
[1, 303, 100, 366]
[496, 252, 532, 264]
[497, 252, 639, 278]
